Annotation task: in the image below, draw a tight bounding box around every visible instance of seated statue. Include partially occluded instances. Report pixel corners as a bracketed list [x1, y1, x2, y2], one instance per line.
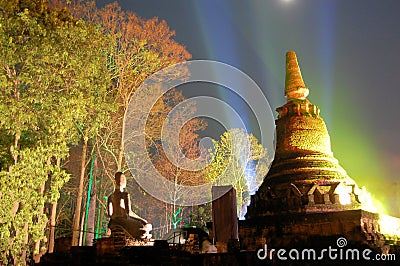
[107, 172, 152, 240]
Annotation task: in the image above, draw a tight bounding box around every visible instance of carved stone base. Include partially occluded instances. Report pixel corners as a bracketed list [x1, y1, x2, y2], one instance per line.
[239, 209, 396, 252]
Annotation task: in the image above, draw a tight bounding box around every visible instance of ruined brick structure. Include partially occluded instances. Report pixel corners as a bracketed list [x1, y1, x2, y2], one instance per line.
[240, 51, 399, 253]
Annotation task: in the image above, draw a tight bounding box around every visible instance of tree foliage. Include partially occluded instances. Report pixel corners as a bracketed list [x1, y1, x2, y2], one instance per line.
[0, 0, 112, 263]
[54, 0, 192, 171]
[206, 128, 270, 219]
[150, 90, 208, 235]
[52, 0, 207, 239]
[0, 0, 209, 259]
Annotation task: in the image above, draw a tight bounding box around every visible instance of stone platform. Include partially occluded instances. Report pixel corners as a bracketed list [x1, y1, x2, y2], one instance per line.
[241, 210, 384, 249]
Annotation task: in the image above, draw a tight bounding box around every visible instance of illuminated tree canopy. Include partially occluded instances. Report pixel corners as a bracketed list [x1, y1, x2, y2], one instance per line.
[0, 0, 201, 263]
[0, 0, 112, 263]
[205, 128, 269, 219]
[0, 0, 230, 263]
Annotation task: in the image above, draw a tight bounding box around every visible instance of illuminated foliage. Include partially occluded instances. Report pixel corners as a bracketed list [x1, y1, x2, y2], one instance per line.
[206, 128, 269, 219]
[53, 0, 192, 170]
[150, 90, 208, 233]
[51, 0, 200, 239]
[0, 0, 112, 263]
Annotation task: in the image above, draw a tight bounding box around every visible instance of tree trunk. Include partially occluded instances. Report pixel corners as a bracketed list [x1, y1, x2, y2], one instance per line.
[164, 203, 169, 237]
[48, 157, 61, 253]
[10, 131, 27, 265]
[19, 222, 29, 266]
[85, 157, 98, 246]
[33, 157, 51, 263]
[85, 185, 97, 245]
[79, 210, 86, 246]
[117, 110, 126, 170]
[48, 202, 57, 253]
[10, 131, 20, 165]
[72, 137, 88, 246]
[33, 183, 46, 263]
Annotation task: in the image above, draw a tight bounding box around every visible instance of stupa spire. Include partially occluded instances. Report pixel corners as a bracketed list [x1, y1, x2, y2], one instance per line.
[285, 51, 309, 100]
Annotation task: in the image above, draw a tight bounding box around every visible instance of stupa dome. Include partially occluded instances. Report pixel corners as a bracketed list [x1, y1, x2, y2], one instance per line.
[246, 51, 361, 219]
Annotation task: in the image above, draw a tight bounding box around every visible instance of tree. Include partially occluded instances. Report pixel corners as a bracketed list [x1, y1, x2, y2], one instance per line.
[53, 0, 192, 170]
[151, 89, 208, 232]
[0, 0, 112, 262]
[205, 128, 270, 219]
[52, 0, 208, 241]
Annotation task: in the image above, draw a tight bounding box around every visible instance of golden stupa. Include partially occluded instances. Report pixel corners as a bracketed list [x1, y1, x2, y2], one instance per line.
[240, 51, 400, 255]
[247, 51, 361, 218]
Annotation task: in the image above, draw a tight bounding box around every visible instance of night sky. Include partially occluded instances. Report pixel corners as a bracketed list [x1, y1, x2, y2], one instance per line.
[98, 0, 400, 215]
